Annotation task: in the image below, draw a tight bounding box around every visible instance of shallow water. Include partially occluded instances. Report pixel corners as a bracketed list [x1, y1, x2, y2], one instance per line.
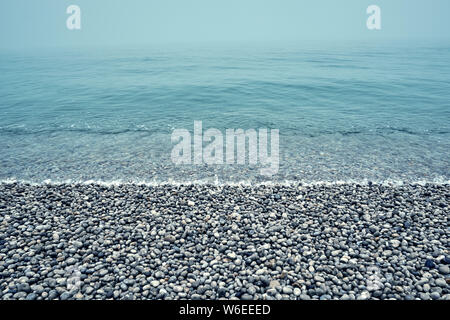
[0, 42, 449, 184]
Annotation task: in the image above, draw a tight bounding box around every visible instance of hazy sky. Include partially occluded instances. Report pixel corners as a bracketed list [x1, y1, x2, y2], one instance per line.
[1, 0, 450, 49]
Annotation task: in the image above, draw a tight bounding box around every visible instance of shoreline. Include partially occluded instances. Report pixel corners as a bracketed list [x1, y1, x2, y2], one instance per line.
[1, 178, 450, 187]
[0, 183, 448, 300]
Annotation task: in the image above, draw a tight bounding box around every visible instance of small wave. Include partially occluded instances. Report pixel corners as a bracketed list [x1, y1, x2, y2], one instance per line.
[0, 126, 165, 136]
[319, 64, 370, 70]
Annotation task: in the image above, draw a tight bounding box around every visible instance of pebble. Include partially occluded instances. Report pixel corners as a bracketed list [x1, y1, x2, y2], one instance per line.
[439, 265, 449, 275]
[435, 278, 447, 287]
[282, 287, 293, 294]
[241, 294, 253, 300]
[430, 292, 441, 300]
[151, 280, 160, 287]
[0, 182, 448, 300]
[357, 291, 371, 300]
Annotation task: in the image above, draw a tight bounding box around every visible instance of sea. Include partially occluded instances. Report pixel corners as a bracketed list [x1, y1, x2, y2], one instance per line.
[0, 41, 449, 185]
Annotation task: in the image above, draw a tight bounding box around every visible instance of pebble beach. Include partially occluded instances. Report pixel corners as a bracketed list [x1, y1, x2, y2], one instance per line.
[0, 182, 448, 300]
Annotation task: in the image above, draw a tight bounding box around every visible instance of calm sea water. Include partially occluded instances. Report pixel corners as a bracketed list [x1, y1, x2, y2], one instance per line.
[0, 42, 449, 184]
